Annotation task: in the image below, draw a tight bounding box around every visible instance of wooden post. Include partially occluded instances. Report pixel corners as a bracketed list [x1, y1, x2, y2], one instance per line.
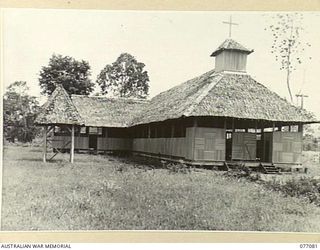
[232, 118, 235, 133]
[148, 124, 151, 138]
[192, 117, 198, 160]
[255, 120, 257, 134]
[43, 126, 47, 163]
[272, 122, 275, 132]
[298, 123, 303, 133]
[261, 122, 265, 162]
[193, 117, 198, 127]
[171, 122, 175, 138]
[70, 125, 75, 163]
[289, 125, 292, 132]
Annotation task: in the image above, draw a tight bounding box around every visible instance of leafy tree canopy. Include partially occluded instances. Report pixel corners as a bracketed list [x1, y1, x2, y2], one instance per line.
[97, 53, 150, 99]
[39, 54, 94, 96]
[3, 81, 40, 143]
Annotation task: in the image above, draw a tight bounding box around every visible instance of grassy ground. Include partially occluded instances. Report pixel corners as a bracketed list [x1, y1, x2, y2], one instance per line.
[2, 145, 320, 231]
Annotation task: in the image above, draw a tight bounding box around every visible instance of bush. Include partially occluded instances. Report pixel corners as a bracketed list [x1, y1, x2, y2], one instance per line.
[166, 163, 192, 174]
[265, 177, 320, 206]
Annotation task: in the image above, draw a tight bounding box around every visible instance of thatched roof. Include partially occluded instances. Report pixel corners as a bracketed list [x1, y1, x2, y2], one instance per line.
[36, 70, 317, 128]
[35, 84, 84, 125]
[211, 38, 253, 57]
[130, 70, 317, 126]
[71, 95, 148, 127]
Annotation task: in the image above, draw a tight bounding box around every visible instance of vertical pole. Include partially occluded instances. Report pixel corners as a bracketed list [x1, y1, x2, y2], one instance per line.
[192, 117, 198, 160]
[193, 117, 198, 127]
[255, 120, 257, 134]
[289, 125, 292, 132]
[298, 123, 303, 133]
[70, 125, 75, 163]
[232, 118, 235, 133]
[261, 122, 265, 162]
[148, 124, 151, 138]
[272, 122, 275, 132]
[171, 122, 175, 138]
[43, 126, 47, 163]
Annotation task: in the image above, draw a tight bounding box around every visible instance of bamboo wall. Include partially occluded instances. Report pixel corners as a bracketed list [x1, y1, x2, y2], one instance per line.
[52, 136, 88, 149]
[132, 138, 186, 158]
[97, 138, 132, 151]
[187, 127, 225, 161]
[232, 132, 257, 160]
[132, 127, 225, 162]
[272, 131, 302, 164]
[52, 135, 132, 151]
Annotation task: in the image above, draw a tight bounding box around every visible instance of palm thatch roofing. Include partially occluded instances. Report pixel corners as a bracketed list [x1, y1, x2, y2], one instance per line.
[130, 70, 317, 126]
[71, 95, 149, 127]
[35, 84, 84, 125]
[211, 38, 253, 57]
[36, 70, 318, 128]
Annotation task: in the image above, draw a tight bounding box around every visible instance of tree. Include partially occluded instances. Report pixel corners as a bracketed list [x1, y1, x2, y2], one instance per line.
[265, 13, 311, 103]
[97, 53, 149, 98]
[39, 54, 95, 96]
[3, 81, 40, 143]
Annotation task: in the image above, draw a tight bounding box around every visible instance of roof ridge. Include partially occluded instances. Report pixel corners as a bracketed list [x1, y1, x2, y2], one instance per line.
[71, 94, 150, 103]
[183, 73, 224, 117]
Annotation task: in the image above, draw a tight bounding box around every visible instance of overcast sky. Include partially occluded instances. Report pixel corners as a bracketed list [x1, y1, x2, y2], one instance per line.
[2, 9, 320, 118]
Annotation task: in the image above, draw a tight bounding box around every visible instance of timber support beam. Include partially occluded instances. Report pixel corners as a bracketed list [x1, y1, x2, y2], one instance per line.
[70, 125, 75, 163]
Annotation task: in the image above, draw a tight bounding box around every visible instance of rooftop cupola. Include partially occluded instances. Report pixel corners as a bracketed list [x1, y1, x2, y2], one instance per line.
[211, 38, 253, 73]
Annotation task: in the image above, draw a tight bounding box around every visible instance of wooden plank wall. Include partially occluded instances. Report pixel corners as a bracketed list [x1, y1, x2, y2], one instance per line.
[132, 138, 187, 158]
[272, 131, 302, 164]
[190, 127, 225, 161]
[232, 132, 256, 160]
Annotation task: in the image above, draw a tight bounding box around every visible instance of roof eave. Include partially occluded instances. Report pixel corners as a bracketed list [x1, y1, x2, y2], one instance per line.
[210, 48, 254, 57]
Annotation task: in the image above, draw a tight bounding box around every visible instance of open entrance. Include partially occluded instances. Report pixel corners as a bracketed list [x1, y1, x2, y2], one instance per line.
[226, 131, 232, 161]
[89, 135, 98, 150]
[256, 132, 272, 163]
[88, 127, 101, 150]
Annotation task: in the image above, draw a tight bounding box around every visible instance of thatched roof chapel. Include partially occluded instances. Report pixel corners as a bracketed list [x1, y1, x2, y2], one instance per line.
[35, 38, 318, 128]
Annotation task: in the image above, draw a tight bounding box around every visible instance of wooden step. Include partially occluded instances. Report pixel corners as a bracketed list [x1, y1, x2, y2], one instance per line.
[260, 163, 280, 174]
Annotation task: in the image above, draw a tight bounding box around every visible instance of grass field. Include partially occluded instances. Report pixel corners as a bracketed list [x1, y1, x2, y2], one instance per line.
[2, 145, 320, 231]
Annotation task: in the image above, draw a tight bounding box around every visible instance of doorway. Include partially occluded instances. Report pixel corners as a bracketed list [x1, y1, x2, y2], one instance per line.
[256, 132, 272, 163]
[225, 132, 232, 161]
[89, 135, 98, 150]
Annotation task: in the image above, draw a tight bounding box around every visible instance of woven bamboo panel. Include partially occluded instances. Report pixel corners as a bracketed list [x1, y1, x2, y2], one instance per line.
[132, 138, 187, 158]
[98, 138, 132, 151]
[232, 132, 256, 160]
[52, 135, 88, 149]
[192, 127, 225, 161]
[272, 132, 302, 164]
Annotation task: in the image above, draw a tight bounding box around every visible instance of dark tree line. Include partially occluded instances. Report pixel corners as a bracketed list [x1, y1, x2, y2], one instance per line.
[4, 53, 150, 143]
[3, 81, 40, 143]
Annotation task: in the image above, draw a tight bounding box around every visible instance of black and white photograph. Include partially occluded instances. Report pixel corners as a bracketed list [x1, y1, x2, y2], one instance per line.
[1, 9, 320, 232]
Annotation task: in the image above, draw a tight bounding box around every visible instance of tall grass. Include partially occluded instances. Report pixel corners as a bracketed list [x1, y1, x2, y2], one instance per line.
[2, 145, 320, 231]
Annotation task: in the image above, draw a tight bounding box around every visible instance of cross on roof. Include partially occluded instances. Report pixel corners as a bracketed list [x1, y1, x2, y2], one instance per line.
[223, 15, 238, 37]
